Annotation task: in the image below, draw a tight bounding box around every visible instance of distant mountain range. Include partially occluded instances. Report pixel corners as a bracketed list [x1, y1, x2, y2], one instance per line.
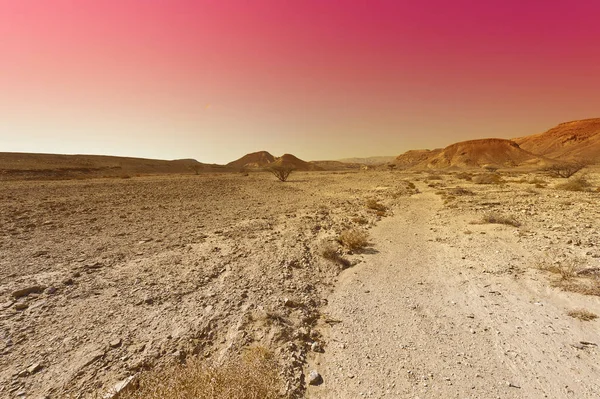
[394, 118, 600, 169]
[1, 118, 598, 179]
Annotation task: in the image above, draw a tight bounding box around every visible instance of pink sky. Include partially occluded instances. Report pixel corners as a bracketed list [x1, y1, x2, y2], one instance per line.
[1, 0, 599, 163]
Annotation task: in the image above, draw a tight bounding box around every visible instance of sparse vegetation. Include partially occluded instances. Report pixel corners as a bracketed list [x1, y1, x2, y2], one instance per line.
[544, 162, 586, 178]
[351, 216, 368, 225]
[118, 347, 284, 399]
[555, 176, 591, 192]
[447, 187, 474, 196]
[338, 229, 369, 251]
[366, 199, 387, 212]
[472, 173, 503, 184]
[268, 165, 295, 182]
[321, 245, 352, 268]
[483, 165, 498, 172]
[567, 309, 598, 321]
[473, 212, 521, 227]
[456, 172, 473, 181]
[535, 257, 600, 296]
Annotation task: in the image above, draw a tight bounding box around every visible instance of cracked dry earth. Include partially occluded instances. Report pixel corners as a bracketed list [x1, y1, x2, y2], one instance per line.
[1, 169, 600, 399]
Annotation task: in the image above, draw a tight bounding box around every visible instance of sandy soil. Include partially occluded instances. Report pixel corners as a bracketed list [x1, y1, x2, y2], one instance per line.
[1, 170, 599, 398]
[308, 171, 600, 398]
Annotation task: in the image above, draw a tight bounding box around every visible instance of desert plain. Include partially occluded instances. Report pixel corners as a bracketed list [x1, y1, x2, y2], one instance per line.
[1, 163, 599, 398]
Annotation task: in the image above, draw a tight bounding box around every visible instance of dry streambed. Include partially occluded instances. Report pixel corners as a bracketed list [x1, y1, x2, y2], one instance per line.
[308, 170, 600, 398]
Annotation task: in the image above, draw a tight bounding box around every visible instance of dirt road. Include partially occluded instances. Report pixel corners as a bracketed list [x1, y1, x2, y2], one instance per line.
[308, 189, 600, 398]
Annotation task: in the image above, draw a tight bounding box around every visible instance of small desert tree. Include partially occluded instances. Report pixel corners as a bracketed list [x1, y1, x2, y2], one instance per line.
[268, 165, 295, 182]
[189, 164, 202, 175]
[544, 162, 586, 178]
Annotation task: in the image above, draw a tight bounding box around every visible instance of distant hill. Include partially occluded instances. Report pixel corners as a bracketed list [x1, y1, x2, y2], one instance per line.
[310, 160, 362, 170]
[397, 139, 553, 169]
[513, 118, 600, 163]
[337, 156, 395, 165]
[426, 139, 554, 169]
[394, 149, 442, 168]
[0, 152, 224, 180]
[227, 151, 322, 171]
[225, 151, 276, 169]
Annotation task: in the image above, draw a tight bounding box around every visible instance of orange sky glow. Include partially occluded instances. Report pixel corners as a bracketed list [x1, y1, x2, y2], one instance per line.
[1, 1, 599, 163]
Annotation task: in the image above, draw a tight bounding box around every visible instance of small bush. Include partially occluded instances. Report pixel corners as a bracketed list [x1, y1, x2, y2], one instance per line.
[472, 174, 503, 184]
[555, 177, 591, 192]
[537, 261, 579, 281]
[268, 165, 295, 182]
[456, 172, 473, 181]
[474, 212, 521, 227]
[321, 245, 352, 269]
[567, 309, 598, 321]
[338, 229, 369, 251]
[118, 346, 284, 399]
[351, 216, 368, 225]
[544, 162, 585, 178]
[366, 199, 386, 212]
[447, 187, 474, 196]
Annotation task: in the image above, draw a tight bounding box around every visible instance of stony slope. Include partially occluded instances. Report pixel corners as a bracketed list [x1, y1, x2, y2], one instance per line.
[421, 139, 552, 169]
[394, 149, 442, 168]
[0, 152, 217, 180]
[514, 118, 600, 163]
[225, 151, 276, 169]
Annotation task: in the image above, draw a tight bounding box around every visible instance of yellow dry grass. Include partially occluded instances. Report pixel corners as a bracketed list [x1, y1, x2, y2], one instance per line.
[117, 347, 284, 399]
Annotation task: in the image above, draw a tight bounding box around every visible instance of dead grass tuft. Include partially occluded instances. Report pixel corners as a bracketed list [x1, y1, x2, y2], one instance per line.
[555, 177, 591, 192]
[365, 199, 387, 212]
[447, 187, 474, 196]
[351, 216, 369, 225]
[118, 346, 284, 399]
[474, 212, 521, 227]
[321, 245, 352, 269]
[456, 172, 473, 181]
[472, 173, 503, 185]
[567, 309, 598, 321]
[338, 229, 369, 251]
[536, 257, 600, 297]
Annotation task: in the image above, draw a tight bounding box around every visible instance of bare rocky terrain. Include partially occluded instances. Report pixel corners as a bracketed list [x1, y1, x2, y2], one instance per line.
[1, 167, 599, 398]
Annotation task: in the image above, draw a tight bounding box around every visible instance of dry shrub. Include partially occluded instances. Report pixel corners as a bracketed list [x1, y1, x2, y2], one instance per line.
[338, 229, 369, 251]
[404, 180, 416, 189]
[537, 259, 579, 280]
[528, 177, 546, 184]
[365, 199, 386, 212]
[321, 245, 352, 269]
[118, 347, 284, 399]
[475, 212, 521, 227]
[267, 165, 294, 182]
[555, 177, 591, 192]
[472, 173, 503, 184]
[567, 309, 598, 321]
[447, 187, 474, 196]
[351, 216, 368, 225]
[536, 257, 600, 296]
[456, 172, 473, 181]
[544, 162, 585, 178]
